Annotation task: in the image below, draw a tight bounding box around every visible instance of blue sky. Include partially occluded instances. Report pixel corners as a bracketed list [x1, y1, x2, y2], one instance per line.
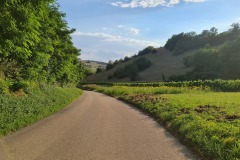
[58, 0, 240, 62]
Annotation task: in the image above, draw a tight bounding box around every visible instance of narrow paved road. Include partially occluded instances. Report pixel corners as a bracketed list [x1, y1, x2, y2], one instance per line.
[0, 91, 197, 160]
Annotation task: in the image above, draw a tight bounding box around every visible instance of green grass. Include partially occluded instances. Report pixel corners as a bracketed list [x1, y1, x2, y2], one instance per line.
[83, 79, 240, 92]
[94, 86, 191, 96]
[0, 85, 82, 136]
[86, 85, 240, 160]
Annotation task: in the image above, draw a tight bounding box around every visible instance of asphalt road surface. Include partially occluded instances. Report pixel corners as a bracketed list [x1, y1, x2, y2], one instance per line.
[0, 91, 197, 160]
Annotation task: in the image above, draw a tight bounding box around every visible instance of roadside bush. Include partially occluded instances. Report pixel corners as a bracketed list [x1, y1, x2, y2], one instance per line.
[0, 78, 9, 94]
[9, 81, 30, 92]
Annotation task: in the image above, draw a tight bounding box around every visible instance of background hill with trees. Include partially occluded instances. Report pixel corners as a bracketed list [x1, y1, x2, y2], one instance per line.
[86, 23, 240, 82]
[167, 23, 240, 81]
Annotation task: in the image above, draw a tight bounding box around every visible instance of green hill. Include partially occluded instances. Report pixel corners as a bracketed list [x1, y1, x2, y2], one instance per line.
[86, 47, 194, 82]
[85, 23, 240, 82]
[82, 60, 107, 72]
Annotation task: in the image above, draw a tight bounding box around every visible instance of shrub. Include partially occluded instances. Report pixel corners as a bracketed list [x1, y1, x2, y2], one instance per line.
[96, 67, 103, 74]
[0, 78, 9, 94]
[112, 57, 151, 80]
[133, 57, 151, 71]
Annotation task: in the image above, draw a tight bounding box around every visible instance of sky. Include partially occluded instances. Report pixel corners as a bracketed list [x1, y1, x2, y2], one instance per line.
[57, 0, 240, 62]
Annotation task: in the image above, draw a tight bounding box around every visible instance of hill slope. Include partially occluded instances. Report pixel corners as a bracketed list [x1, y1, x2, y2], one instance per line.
[86, 48, 194, 82]
[82, 60, 107, 72]
[85, 23, 240, 82]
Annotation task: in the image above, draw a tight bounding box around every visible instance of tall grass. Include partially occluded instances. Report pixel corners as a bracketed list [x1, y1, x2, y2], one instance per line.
[90, 85, 194, 97]
[82, 79, 240, 92]
[0, 85, 82, 136]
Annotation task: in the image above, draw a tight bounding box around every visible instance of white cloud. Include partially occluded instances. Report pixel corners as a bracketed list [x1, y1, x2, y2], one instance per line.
[129, 27, 140, 35]
[73, 32, 159, 46]
[169, 0, 180, 5]
[72, 32, 162, 62]
[117, 25, 140, 35]
[183, 0, 206, 2]
[111, 0, 168, 8]
[110, 0, 207, 8]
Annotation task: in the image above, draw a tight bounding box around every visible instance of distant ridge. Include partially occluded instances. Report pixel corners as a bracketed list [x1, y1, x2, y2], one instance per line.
[85, 47, 191, 82]
[81, 60, 107, 74]
[82, 60, 107, 66]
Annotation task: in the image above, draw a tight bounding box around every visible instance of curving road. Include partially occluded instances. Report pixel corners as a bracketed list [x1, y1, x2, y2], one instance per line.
[0, 91, 197, 160]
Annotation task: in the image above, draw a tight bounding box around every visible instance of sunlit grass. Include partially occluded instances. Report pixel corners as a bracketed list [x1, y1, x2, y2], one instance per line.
[0, 86, 82, 136]
[94, 85, 195, 96]
[164, 92, 240, 113]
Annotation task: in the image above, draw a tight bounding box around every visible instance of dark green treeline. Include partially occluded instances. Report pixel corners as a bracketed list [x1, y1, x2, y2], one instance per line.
[0, 0, 84, 90]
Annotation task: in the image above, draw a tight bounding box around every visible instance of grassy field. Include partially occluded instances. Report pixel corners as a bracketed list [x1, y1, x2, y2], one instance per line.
[83, 84, 240, 160]
[0, 85, 82, 136]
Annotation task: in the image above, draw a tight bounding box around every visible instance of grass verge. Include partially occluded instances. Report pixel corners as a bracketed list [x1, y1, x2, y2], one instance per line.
[0, 85, 82, 136]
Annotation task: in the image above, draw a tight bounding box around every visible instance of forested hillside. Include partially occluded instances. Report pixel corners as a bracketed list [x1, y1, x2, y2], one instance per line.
[168, 23, 240, 81]
[0, 0, 84, 93]
[164, 23, 240, 55]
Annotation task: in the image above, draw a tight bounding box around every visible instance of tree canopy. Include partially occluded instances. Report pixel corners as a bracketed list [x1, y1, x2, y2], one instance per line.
[170, 37, 240, 81]
[0, 0, 84, 89]
[164, 23, 240, 55]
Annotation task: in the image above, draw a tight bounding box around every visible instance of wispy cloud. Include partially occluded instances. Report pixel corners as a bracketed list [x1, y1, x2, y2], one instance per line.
[168, 0, 180, 5]
[72, 32, 162, 62]
[184, 0, 206, 3]
[129, 27, 140, 35]
[110, 0, 207, 8]
[73, 32, 160, 46]
[117, 25, 140, 35]
[111, 0, 168, 8]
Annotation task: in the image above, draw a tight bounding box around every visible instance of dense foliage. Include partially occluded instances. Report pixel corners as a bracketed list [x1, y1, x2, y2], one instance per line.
[0, 0, 84, 91]
[164, 23, 240, 55]
[0, 1, 84, 136]
[105, 46, 156, 71]
[138, 46, 158, 56]
[170, 37, 240, 81]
